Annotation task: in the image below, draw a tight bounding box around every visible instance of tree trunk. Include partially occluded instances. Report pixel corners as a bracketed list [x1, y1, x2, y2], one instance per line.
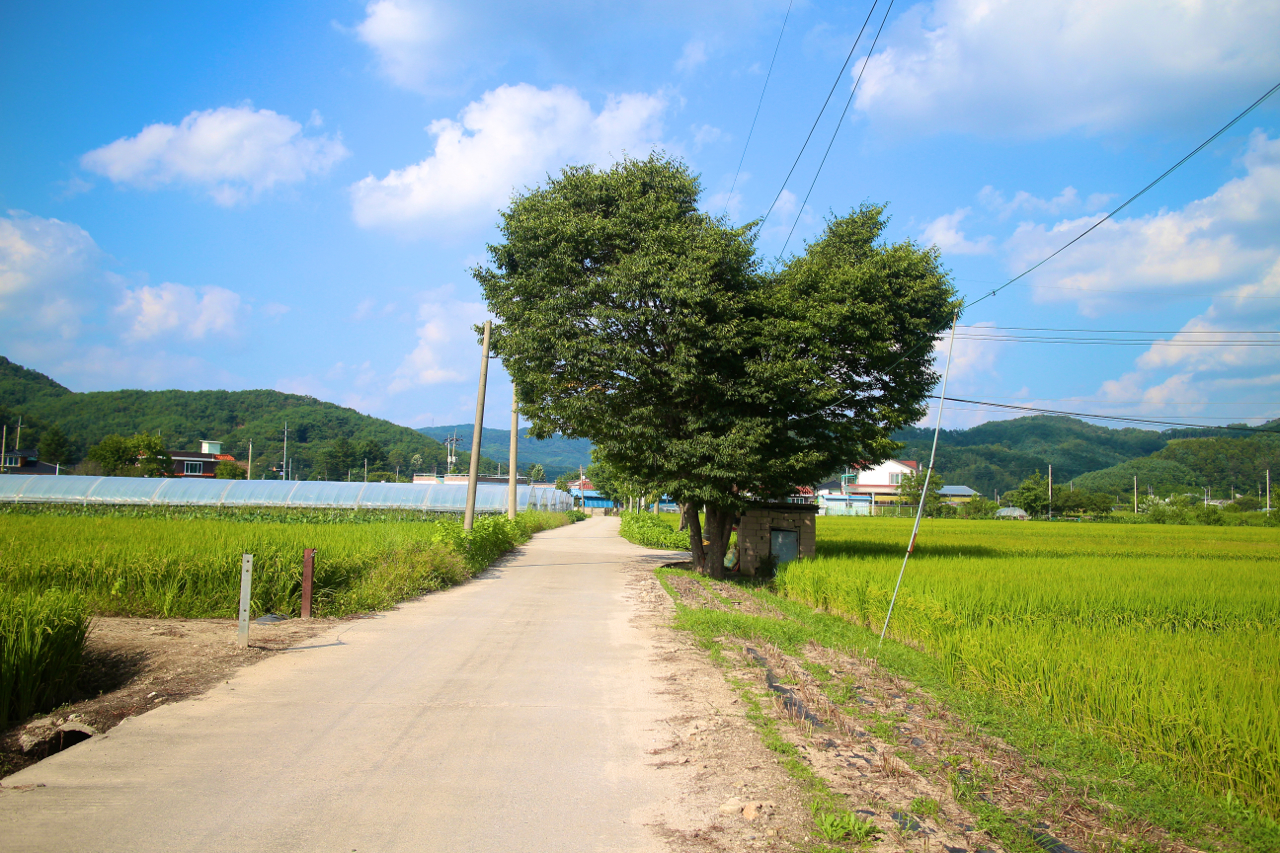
[686, 503, 705, 568]
[688, 503, 736, 579]
[678, 504, 689, 532]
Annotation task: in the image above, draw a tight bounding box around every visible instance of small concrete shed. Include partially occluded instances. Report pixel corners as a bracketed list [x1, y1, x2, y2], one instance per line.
[736, 502, 818, 577]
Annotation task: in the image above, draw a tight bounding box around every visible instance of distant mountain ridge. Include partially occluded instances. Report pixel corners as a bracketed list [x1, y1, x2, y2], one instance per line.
[418, 425, 593, 480]
[892, 414, 1280, 497]
[0, 356, 501, 478]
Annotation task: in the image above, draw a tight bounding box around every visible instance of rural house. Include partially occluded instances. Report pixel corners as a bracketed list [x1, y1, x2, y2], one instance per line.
[170, 440, 240, 478]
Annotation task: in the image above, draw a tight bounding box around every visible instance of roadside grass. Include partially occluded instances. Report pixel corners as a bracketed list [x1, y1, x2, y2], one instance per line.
[655, 563, 1280, 852]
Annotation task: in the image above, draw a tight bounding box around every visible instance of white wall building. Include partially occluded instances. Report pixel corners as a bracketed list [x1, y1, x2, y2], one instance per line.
[828, 459, 920, 502]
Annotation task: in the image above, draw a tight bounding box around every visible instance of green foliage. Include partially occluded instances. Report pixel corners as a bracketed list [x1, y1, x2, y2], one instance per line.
[619, 511, 689, 550]
[776, 517, 1280, 820]
[1005, 471, 1050, 516]
[526, 462, 545, 483]
[0, 589, 90, 729]
[131, 432, 173, 478]
[215, 459, 247, 479]
[814, 810, 878, 842]
[476, 153, 956, 575]
[36, 423, 73, 465]
[86, 432, 173, 477]
[1074, 457, 1209, 498]
[894, 415, 1168, 495]
[958, 495, 997, 519]
[554, 472, 573, 493]
[898, 470, 945, 516]
[1151, 435, 1280, 498]
[565, 509, 588, 522]
[0, 356, 504, 481]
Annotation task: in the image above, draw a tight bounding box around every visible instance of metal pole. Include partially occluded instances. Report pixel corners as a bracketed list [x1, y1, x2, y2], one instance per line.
[282, 421, 288, 481]
[881, 310, 960, 647]
[464, 320, 492, 530]
[508, 384, 518, 520]
[1134, 476, 1138, 513]
[1048, 464, 1052, 520]
[237, 554, 253, 648]
[248, 439, 253, 481]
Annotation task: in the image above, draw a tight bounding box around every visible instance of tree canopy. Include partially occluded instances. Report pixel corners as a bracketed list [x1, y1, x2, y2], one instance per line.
[476, 153, 958, 575]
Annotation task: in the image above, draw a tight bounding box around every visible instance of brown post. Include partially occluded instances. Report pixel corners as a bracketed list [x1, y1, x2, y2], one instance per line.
[301, 548, 316, 619]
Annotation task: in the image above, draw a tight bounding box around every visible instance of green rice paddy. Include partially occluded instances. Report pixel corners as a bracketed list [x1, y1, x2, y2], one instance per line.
[775, 517, 1280, 820]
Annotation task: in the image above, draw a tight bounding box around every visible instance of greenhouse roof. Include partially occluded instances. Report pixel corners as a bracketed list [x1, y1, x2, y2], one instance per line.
[0, 475, 572, 513]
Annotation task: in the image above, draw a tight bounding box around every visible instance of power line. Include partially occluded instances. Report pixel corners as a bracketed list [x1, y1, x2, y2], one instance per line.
[956, 325, 1280, 334]
[722, 1, 794, 219]
[929, 396, 1279, 432]
[950, 279, 1280, 300]
[789, 78, 1280, 422]
[759, 0, 881, 229]
[965, 78, 1280, 312]
[778, 0, 896, 256]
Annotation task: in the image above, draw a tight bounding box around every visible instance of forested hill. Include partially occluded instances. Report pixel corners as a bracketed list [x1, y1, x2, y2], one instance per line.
[418, 425, 593, 480]
[0, 356, 501, 479]
[892, 414, 1280, 497]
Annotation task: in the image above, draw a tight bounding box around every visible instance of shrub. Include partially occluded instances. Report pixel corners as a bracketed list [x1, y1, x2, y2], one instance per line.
[620, 511, 689, 550]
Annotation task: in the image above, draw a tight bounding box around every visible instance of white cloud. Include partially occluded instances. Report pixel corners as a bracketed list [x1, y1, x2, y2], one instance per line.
[354, 0, 454, 91]
[940, 320, 1003, 382]
[389, 294, 490, 392]
[853, 0, 1280, 136]
[350, 83, 667, 232]
[919, 207, 992, 255]
[116, 282, 246, 341]
[82, 106, 348, 205]
[978, 186, 1082, 219]
[1004, 132, 1280, 312]
[0, 211, 102, 338]
[675, 39, 709, 73]
[692, 123, 723, 150]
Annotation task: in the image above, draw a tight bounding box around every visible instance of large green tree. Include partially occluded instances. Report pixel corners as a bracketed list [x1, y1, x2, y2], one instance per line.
[475, 154, 957, 576]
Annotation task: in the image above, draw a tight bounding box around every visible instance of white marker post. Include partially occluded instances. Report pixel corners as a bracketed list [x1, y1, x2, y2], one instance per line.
[237, 554, 253, 648]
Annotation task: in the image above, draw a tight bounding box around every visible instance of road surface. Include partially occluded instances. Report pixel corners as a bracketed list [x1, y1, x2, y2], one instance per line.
[0, 516, 690, 852]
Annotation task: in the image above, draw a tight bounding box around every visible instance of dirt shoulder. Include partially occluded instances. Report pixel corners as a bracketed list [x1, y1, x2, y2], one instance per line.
[1, 615, 337, 779]
[631, 562, 1205, 853]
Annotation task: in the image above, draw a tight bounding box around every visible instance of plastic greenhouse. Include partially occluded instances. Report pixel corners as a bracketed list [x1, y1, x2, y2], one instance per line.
[0, 475, 573, 513]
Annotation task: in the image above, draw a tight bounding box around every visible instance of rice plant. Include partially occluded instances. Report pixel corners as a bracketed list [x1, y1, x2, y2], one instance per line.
[775, 517, 1280, 819]
[0, 510, 570, 620]
[0, 589, 90, 729]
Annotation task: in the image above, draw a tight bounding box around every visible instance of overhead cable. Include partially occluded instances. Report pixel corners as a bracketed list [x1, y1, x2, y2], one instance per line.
[722, 1, 794, 219]
[929, 396, 1278, 432]
[789, 78, 1280, 422]
[779, 0, 896, 257]
[964, 78, 1280, 313]
[758, 0, 881, 229]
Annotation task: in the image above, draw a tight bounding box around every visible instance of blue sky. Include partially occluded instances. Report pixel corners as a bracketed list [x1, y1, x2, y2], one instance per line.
[3, 0, 1279, 432]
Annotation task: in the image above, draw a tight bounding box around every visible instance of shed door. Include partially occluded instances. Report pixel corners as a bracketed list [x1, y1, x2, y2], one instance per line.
[770, 528, 800, 565]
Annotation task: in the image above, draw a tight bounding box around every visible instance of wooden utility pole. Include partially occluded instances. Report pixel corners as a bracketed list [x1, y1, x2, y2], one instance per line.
[464, 320, 492, 530]
[508, 384, 518, 521]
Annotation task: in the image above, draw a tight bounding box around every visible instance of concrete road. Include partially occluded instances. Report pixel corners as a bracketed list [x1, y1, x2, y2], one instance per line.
[0, 517, 689, 852]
